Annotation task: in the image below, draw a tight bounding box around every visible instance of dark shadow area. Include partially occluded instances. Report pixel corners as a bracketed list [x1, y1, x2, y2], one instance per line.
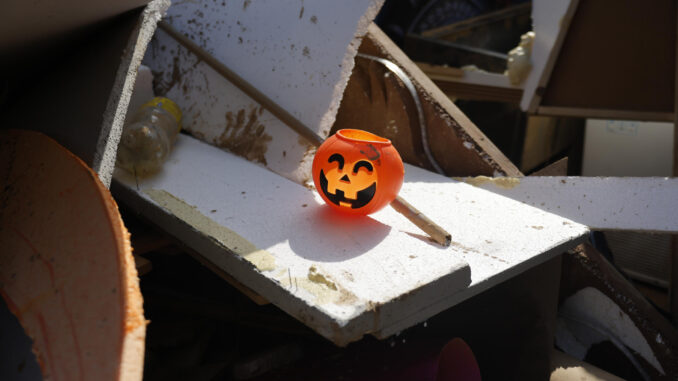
[0, 297, 43, 381]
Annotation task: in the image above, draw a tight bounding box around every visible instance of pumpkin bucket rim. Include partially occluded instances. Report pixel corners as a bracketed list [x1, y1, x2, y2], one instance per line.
[335, 129, 392, 146]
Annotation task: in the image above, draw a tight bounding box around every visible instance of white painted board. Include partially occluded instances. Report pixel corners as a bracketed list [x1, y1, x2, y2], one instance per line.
[462, 176, 678, 233]
[144, 0, 383, 184]
[519, 0, 574, 111]
[112, 134, 589, 345]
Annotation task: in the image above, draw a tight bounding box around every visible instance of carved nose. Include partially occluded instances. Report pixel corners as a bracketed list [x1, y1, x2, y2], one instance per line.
[340, 174, 350, 183]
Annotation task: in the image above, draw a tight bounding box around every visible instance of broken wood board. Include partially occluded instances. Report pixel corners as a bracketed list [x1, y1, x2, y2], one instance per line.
[144, 0, 383, 184]
[0, 130, 145, 381]
[333, 23, 522, 177]
[111, 134, 588, 345]
[459, 176, 678, 233]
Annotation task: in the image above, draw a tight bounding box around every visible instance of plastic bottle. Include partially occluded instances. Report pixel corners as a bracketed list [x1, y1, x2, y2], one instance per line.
[116, 97, 182, 175]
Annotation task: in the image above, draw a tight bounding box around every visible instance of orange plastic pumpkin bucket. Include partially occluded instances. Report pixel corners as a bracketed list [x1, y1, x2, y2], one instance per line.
[312, 129, 404, 215]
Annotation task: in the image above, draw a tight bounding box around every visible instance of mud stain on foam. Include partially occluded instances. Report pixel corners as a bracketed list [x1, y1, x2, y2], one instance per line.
[215, 106, 272, 165]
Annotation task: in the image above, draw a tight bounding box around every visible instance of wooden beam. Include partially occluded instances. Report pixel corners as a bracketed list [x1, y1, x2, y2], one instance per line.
[417, 62, 524, 103]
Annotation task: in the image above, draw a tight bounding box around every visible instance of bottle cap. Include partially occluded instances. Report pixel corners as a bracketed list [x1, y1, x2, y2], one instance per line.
[141, 97, 182, 130]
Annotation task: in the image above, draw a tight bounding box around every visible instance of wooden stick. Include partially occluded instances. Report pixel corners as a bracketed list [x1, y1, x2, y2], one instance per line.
[158, 21, 451, 247]
[391, 196, 451, 246]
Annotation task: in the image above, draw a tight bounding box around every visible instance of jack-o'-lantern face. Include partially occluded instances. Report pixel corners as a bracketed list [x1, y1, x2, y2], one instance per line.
[318, 153, 377, 209]
[312, 129, 405, 215]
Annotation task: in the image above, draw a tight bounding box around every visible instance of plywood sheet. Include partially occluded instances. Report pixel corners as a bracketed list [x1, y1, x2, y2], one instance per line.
[112, 134, 589, 345]
[519, 0, 576, 111]
[540, 0, 676, 113]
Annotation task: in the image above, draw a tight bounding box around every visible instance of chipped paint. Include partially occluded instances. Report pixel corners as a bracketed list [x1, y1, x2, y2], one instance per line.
[458, 176, 521, 189]
[145, 188, 276, 272]
[277, 265, 358, 305]
[308, 265, 337, 290]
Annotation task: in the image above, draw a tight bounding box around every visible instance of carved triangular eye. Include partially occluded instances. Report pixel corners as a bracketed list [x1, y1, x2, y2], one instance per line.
[328, 153, 344, 170]
[352, 160, 373, 174]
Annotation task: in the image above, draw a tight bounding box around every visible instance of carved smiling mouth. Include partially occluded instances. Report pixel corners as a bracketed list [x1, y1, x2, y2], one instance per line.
[319, 170, 376, 209]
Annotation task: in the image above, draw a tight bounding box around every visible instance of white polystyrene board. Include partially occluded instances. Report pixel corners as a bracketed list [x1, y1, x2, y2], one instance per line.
[582, 119, 674, 177]
[144, 0, 383, 183]
[112, 135, 589, 344]
[145, 30, 314, 183]
[462, 176, 678, 233]
[519, 0, 574, 110]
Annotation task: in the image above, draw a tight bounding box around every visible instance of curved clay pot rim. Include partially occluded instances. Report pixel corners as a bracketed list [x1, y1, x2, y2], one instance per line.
[335, 129, 392, 146]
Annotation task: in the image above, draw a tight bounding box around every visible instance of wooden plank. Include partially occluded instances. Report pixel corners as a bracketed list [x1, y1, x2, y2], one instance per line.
[333, 23, 522, 177]
[415, 62, 464, 78]
[417, 63, 524, 103]
[460, 176, 678, 233]
[144, 0, 383, 184]
[521, 0, 580, 112]
[111, 134, 588, 345]
[537, 106, 674, 123]
[540, 0, 676, 114]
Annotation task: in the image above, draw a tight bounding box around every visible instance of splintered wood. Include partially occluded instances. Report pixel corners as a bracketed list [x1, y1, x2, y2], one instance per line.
[112, 135, 588, 345]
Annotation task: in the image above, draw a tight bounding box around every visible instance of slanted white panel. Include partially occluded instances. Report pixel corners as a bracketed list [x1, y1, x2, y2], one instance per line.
[463, 176, 678, 233]
[144, 0, 383, 183]
[146, 30, 315, 183]
[112, 135, 588, 345]
[520, 0, 574, 110]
